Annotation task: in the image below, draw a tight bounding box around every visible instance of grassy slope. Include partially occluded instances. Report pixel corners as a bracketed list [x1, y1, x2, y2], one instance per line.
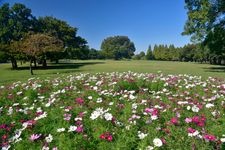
[0, 60, 225, 84]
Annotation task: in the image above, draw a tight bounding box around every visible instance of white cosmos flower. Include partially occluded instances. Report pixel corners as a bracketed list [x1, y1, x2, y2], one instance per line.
[42, 146, 49, 150]
[109, 102, 114, 105]
[188, 131, 199, 137]
[90, 108, 107, 120]
[16, 91, 23, 95]
[45, 134, 53, 143]
[221, 138, 225, 142]
[13, 103, 20, 106]
[96, 98, 103, 103]
[34, 112, 47, 120]
[14, 138, 22, 143]
[7, 107, 13, 115]
[45, 102, 51, 107]
[74, 117, 82, 121]
[138, 131, 148, 139]
[187, 106, 191, 110]
[177, 101, 188, 105]
[68, 126, 77, 132]
[104, 113, 113, 121]
[2, 145, 11, 150]
[153, 138, 163, 147]
[64, 109, 70, 112]
[205, 103, 214, 108]
[191, 105, 199, 112]
[57, 128, 65, 132]
[155, 96, 160, 99]
[129, 94, 135, 100]
[132, 103, 138, 109]
[211, 111, 217, 117]
[90, 111, 101, 120]
[151, 115, 158, 120]
[146, 146, 154, 150]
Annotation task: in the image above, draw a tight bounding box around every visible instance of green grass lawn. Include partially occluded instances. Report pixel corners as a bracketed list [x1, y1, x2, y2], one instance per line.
[0, 60, 225, 84]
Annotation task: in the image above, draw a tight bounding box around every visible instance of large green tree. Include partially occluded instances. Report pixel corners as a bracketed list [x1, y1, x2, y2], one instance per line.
[101, 36, 135, 60]
[183, 0, 225, 64]
[204, 26, 225, 64]
[0, 3, 36, 69]
[38, 16, 87, 61]
[183, 0, 225, 42]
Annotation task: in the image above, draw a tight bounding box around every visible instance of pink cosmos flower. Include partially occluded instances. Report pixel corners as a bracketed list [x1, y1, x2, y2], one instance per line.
[24, 120, 36, 126]
[107, 135, 113, 141]
[192, 116, 200, 123]
[2, 134, 7, 141]
[36, 112, 44, 116]
[75, 120, 82, 125]
[170, 117, 178, 125]
[76, 98, 84, 105]
[78, 112, 85, 118]
[187, 128, 196, 133]
[65, 106, 73, 111]
[185, 118, 192, 123]
[151, 108, 159, 116]
[191, 115, 206, 127]
[99, 132, 113, 142]
[76, 126, 83, 133]
[197, 121, 205, 127]
[203, 134, 216, 141]
[0, 124, 7, 129]
[145, 108, 151, 113]
[29, 134, 41, 141]
[63, 113, 71, 121]
[144, 108, 159, 116]
[161, 138, 166, 144]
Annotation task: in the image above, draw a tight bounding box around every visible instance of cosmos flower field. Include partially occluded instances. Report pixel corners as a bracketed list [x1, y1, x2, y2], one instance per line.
[1, 72, 225, 150]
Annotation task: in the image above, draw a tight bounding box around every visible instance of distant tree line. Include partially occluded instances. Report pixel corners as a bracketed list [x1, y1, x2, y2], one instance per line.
[135, 0, 225, 65]
[134, 44, 211, 63]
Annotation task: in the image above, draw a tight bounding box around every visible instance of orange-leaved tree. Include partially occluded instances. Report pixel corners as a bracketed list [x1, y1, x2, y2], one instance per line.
[21, 33, 63, 75]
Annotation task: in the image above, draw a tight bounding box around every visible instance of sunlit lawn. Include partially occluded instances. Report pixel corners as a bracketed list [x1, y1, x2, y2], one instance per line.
[0, 60, 224, 84]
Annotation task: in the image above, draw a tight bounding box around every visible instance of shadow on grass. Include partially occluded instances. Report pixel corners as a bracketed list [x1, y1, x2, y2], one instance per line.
[13, 62, 105, 71]
[202, 66, 225, 73]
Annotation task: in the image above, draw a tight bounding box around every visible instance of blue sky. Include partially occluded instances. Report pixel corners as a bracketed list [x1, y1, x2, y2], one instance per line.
[4, 0, 190, 53]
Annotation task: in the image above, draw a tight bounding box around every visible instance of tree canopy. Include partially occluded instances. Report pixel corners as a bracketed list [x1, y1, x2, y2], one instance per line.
[21, 33, 63, 75]
[0, 3, 37, 68]
[183, 0, 225, 42]
[21, 33, 63, 57]
[101, 36, 136, 60]
[183, 0, 225, 64]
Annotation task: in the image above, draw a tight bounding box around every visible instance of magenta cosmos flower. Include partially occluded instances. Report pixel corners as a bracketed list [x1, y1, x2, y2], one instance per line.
[170, 117, 178, 125]
[203, 134, 216, 141]
[29, 134, 41, 141]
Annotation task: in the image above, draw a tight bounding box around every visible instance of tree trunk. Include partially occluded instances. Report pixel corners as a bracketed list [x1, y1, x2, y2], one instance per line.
[10, 57, 18, 69]
[217, 57, 222, 65]
[55, 59, 59, 64]
[30, 59, 33, 75]
[34, 58, 37, 68]
[42, 59, 47, 68]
